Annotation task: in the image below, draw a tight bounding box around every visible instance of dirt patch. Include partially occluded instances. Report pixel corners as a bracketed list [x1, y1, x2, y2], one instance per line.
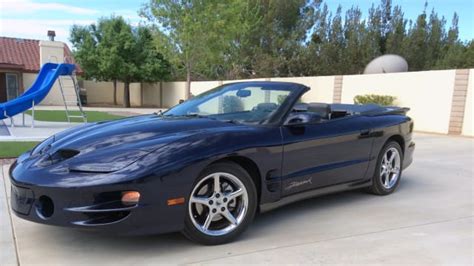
[106, 111, 143, 117]
[0, 158, 16, 166]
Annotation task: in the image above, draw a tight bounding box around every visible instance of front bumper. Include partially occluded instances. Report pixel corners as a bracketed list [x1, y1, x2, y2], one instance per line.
[9, 162, 187, 235]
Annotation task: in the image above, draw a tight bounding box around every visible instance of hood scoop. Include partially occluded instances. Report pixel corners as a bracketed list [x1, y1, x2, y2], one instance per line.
[39, 149, 80, 167]
[52, 149, 80, 160]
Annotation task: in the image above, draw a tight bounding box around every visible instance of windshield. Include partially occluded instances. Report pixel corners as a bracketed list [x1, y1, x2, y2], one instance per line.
[164, 83, 294, 124]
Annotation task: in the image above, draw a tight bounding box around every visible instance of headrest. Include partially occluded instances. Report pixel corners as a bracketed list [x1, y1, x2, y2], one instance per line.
[307, 102, 330, 117]
[255, 102, 278, 112]
[293, 103, 309, 112]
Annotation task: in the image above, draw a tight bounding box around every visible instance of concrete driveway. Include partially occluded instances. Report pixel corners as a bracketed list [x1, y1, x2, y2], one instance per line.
[1, 133, 473, 265]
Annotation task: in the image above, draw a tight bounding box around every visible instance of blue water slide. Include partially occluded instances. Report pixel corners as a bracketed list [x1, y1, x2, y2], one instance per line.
[0, 63, 76, 120]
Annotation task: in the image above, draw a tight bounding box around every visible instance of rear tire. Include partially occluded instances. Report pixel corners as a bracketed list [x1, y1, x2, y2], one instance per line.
[182, 162, 257, 245]
[368, 141, 403, 195]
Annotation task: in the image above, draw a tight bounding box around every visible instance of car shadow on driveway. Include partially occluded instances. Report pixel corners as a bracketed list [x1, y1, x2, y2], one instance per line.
[17, 171, 460, 264]
[32, 174, 419, 252]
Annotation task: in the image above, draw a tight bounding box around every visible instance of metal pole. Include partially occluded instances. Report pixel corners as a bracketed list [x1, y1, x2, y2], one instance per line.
[58, 77, 70, 123]
[22, 112, 25, 126]
[6, 111, 14, 128]
[3, 110, 12, 128]
[31, 100, 35, 128]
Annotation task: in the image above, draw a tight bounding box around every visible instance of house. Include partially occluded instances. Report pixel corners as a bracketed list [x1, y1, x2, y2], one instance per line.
[0, 32, 81, 105]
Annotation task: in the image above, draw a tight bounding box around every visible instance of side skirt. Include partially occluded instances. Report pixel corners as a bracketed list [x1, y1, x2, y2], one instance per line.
[259, 179, 372, 213]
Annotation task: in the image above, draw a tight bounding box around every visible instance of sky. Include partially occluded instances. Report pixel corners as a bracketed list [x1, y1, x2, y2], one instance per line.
[0, 0, 473, 48]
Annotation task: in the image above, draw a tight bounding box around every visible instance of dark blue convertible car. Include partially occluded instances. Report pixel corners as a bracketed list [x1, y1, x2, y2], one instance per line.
[10, 81, 414, 245]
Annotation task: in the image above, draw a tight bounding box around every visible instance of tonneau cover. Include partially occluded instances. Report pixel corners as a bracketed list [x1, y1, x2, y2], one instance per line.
[330, 103, 410, 116]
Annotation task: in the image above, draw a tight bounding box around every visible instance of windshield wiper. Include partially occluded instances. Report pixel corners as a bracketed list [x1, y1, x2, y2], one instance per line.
[161, 113, 209, 118]
[184, 113, 209, 118]
[160, 113, 240, 124]
[219, 119, 240, 124]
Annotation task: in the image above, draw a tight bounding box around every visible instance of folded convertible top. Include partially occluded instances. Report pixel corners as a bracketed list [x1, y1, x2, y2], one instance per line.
[330, 103, 410, 116]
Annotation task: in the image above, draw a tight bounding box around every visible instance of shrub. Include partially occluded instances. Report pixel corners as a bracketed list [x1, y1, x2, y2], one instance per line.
[222, 95, 244, 113]
[354, 94, 397, 106]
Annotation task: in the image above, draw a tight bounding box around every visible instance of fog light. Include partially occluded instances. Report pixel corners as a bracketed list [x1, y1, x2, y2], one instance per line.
[36, 195, 54, 219]
[121, 191, 140, 206]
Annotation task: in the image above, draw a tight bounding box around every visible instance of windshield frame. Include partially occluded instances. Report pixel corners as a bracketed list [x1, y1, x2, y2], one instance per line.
[163, 82, 309, 126]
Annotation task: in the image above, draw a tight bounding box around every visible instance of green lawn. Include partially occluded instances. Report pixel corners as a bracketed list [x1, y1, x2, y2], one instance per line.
[0, 142, 39, 158]
[25, 110, 124, 122]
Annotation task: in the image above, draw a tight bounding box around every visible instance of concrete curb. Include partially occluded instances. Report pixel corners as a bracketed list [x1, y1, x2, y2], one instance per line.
[0, 164, 19, 265]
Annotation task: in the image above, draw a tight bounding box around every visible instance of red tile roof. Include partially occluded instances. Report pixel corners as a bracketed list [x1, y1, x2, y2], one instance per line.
[0, 37, 39, 72]
[0, 36, 82, 73]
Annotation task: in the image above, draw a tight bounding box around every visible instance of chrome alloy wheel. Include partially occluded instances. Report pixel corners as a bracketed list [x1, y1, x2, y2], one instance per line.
[380, 147, 401, 189]
[188, 172, 249, 236]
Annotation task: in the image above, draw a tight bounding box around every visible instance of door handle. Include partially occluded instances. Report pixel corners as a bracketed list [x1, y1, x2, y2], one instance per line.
[359, 129, 383, 139]
[359, 130, 371, 139]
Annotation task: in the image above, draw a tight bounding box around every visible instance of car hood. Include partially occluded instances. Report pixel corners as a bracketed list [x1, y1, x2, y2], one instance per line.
[24, 114, 237, 172]
[54, 115, 235, 151]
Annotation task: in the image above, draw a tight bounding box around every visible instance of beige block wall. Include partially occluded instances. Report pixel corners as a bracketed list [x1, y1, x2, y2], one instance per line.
[84, 81, 142, 107]
[142, 83, 161, 107]
[461, 69, 473, 136]
[161, 82, 186, 108]
[341, 70, 456, 134]
[84, 80, 114, 104]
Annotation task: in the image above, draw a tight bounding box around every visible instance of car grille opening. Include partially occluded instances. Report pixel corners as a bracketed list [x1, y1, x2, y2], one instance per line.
[82, 211, 130, 225]
[36, 195, 54, 219]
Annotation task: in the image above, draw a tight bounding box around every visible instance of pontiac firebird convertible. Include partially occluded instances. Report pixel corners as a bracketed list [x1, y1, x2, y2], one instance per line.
[10, 81, 415, 245]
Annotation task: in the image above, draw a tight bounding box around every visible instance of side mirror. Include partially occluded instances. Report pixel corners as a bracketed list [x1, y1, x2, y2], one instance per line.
[284, 113, 322, 126]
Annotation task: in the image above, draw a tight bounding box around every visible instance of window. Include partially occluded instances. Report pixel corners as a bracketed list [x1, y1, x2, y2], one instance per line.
[165, 83, 293, 124]
[6, 73, 19, 100]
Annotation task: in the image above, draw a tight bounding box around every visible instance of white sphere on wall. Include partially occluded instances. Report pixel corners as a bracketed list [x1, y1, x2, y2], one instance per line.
[364, 54, 408, 74]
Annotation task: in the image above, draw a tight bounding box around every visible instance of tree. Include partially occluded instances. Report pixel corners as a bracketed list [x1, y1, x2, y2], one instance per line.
[342, 6, 367, 74]
[70, 16, 170, 107]
[434, 13, 473, 69]
[385, 5, 406, 55]
[424, 9, 446, 69]
[141, 0, 472, 82]
[234, 0, 319, 78]
[142, 0, 250, 99]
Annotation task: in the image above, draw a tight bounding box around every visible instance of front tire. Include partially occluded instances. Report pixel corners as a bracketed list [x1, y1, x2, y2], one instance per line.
[368, 141, 403, 195]
[182, 162, 257, 245]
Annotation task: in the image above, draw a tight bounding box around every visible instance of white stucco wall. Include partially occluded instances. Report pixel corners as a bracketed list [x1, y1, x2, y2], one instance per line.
[82, 69, 472, 136]
[341, 70, 457, 134]
[22, 73, 37, 91]
[222, 78, 267, 84]
[38, 40, 70, 106]
[461, 69, 473, 136]
[191, 81, 221, 96]
[270, 76, 335, 103]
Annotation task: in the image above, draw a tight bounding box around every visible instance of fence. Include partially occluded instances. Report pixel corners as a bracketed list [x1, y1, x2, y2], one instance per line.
[83, 68, 473, 136]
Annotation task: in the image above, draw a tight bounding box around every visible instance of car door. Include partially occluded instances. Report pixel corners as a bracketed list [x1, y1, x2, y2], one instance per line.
[280, 115, 374, 196]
